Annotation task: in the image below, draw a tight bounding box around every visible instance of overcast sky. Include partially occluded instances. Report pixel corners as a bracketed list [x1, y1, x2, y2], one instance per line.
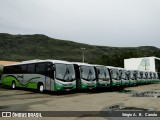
[0, 0, 160, 47]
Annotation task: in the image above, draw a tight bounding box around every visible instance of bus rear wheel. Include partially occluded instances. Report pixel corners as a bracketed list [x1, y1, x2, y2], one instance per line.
[38, 83, 44, 93]
[12, 81, 16, 89]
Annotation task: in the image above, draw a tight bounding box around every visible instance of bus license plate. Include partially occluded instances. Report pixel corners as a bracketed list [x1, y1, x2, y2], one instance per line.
[66, 89, 70, 91]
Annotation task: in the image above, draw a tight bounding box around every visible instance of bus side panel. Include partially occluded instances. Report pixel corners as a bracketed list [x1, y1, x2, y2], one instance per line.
[2, 74, 20, 87]
[23, 74, 45, 89]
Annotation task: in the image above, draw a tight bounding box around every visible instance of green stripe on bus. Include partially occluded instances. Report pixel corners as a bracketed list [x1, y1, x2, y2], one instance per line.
[2, 75, 40, 89]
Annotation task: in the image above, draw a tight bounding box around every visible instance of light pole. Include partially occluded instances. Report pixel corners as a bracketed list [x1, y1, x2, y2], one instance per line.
[81, 48, 85, 63]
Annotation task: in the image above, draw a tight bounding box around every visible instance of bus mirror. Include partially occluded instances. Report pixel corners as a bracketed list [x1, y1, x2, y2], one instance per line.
[47, 64, 55, 71]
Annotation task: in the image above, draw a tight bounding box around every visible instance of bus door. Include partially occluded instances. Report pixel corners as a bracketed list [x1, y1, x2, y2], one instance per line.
[45, 76, 52, 91]
[46, 64, 55, 91]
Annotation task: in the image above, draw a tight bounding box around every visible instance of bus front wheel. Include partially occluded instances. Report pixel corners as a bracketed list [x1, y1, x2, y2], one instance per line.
[38, 83, 44, 93]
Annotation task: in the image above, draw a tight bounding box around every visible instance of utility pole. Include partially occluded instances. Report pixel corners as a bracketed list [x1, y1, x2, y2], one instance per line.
[81, 48, 85, 63]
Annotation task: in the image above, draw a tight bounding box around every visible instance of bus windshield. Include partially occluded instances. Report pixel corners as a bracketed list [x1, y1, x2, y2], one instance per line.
[56, 64, 75, 82]
[129, 71, 135, 80]
[120, 70, 127, 80]
[142, 72, 146, 79]
[137, 71, 140, 78]
[111, 69, 119, 80]
[96, 66, 110, 81]
[81, 65, 96, 81]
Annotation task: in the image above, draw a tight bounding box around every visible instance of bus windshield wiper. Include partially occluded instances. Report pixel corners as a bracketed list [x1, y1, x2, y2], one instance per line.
[87, 69, 93, 80]
[67, 69, 74, 81]
[63, 67, 73, 81]
[63, 67, 69, 80]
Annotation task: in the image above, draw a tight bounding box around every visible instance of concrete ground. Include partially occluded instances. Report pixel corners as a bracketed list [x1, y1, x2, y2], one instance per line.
[0, 84, 160, 120]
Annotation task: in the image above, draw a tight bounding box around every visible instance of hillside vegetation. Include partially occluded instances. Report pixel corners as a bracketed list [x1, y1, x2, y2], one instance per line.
[0, 33, 160, 67]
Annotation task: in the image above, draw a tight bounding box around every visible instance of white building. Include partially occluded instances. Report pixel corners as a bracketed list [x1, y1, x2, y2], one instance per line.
[124, 57, 160, 72]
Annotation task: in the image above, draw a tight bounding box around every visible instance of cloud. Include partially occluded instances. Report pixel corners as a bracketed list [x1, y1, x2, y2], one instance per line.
[0, 0, 160, 47]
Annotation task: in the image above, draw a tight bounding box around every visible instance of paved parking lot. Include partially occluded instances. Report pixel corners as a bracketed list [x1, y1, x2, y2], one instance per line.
[0, 84, 160, 120]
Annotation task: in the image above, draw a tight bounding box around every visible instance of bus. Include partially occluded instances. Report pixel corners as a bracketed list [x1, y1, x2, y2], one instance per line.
[107, 66, 121, 87]
[148, 71, 154, 84]
[136, 70, 142, 85]
[1, 60, 76, 92]
[73, 62, 97, 90]
[145, 71, 150, 84]
[94, 65, 111, 88]
[119, 68, 129, 86]
[140, 71, 147, 84]
[151, 72, 159, 83]
[127, 70, 137, 86]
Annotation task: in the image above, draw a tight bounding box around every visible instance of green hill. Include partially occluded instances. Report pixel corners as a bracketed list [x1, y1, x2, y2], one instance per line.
[0, 33, 160, 67]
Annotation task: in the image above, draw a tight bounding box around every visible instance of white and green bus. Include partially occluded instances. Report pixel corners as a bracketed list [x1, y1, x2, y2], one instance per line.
[136, 70, 142, 85]
[119, 68, 129, 86]
[140, 71, 147, 84]
[127, 70, 137, 86]
[94, 65, 111, 88]
[107, 66, 121, 87]
[1, 60, 76, 92]
[151, 72, 159, 83]
[143, 71, 152, 84]
[73, 62, 97, 89]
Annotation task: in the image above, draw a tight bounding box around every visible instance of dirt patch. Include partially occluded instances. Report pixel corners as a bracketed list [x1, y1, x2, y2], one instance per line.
[0, 61, 20, 66]
[132, 91, 160, 98]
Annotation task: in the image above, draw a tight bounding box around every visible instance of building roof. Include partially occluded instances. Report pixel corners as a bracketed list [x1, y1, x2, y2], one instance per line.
[124, 56, 160, 60]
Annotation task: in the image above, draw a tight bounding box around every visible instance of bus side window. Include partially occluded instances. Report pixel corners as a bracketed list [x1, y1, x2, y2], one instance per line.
[21, 65, 28, 73]
[27, 64, 36, 73]
[36, 63, 46, 75]
[5, 65, 21, 74]
[3, 66, 11, 74]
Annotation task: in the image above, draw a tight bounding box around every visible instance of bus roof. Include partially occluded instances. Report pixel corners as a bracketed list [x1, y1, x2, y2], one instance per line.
[4, 59, 73, 66]
[92, 64, 105, 67]
[72, 62, 92, 66]
[106, 66, 123, 69]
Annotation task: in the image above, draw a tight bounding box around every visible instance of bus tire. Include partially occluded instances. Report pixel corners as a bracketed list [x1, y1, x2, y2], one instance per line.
[12, 81, 16, 89]
[38, 83, 44, 93]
